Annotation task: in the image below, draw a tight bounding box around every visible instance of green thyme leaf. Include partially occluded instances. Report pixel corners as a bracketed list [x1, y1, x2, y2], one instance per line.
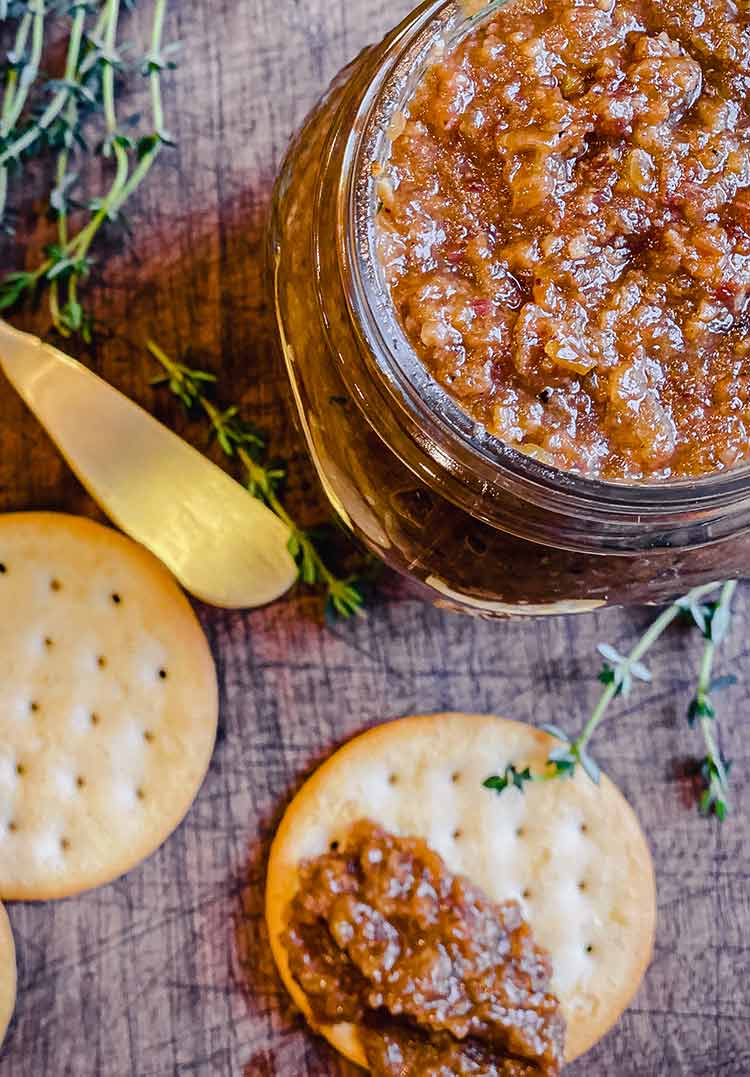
[549, 757, 576, 778]
[708, 601, 731, 644]
[596, 642, 625, 666]
[483, 765, 534, 796]
[539, 723, 569, 742]
[0, 270, 36, 310]
[597, 664, 617, 687]
[548, 744, 575, 764]
[709, 674, 738, 693]
[688, 696, 715, 727]
[678, 595, 709, 634]
[578, 748, 601, 785]
[325, 579, 365, 622]
[595, 643, 651, 699]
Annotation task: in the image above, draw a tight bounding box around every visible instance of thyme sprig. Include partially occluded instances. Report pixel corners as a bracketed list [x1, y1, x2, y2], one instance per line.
[685, 580, 738, 819]
[0, 0, 45, 229]
[147, 341, 365, 620]
[484, 580, 739, 819]
[0, 0, 176, 337]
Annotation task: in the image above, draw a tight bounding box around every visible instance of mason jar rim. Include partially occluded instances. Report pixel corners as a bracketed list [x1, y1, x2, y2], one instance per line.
[335, 0, 750, 534]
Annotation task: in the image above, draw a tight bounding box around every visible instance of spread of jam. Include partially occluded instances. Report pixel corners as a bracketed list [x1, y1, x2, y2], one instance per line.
[377, 0, 750, 480]
[282, 820, 565, 1075]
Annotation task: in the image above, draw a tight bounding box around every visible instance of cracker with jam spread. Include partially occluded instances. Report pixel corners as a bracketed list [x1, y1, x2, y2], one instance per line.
[266, 713, 657, 1073]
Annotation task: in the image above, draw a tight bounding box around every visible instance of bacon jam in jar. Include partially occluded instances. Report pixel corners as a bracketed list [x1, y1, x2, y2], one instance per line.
[270, 0, 750, 616]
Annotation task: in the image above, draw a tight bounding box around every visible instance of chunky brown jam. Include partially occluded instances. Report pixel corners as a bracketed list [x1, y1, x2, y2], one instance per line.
[377, 0, 750, 480]
[282, 820, 565, 1075]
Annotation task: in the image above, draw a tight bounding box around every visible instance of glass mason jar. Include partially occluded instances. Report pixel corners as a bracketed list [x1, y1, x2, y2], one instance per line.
[269, 0, 750, 617]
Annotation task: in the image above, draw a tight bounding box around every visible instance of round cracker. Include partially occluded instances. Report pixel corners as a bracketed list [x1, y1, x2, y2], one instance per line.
[266, 713, 656, 1066]
[0, 512, 218, 900]
[0, 903, 15, 1049]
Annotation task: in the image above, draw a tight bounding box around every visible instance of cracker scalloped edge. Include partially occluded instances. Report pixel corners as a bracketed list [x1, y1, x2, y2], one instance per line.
[0, 902, 16, 1049]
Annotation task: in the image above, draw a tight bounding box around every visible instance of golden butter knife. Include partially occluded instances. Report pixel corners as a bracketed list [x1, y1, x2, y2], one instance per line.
[0, 320, 297, 609]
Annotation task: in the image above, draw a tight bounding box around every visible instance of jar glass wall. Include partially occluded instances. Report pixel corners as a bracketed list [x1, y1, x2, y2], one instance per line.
[269, 0, 750, 616]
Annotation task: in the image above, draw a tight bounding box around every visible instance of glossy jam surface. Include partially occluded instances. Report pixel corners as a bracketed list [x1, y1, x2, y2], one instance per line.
[283, 820, 565, 1075]
[377, 0, 750, 479]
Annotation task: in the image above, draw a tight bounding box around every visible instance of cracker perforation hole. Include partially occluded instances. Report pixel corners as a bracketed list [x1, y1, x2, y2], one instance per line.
[76, 775, 86, 790]
[158, 667, 168, 681]
[0, 563, 6, 574]
[7, 821, 17, 833]
[516, 826, 525, 839]
[111, 593, 122, 605]
[580, 822, 589, 834]
[453, 828, 463, 840]
[90, 712, 101, 727]
[30, 701, 40, 714]
[15, 762, 26, 777]
[136, 787, 145, 801]
[522, 887, 532, 899]
[329, 840, 340, 851]
[451, 771, 461, 784]
[143, 730, 155, 744]
[578, 880, 587, 892]
[60, 837, 71, 852]
[44, 636, 53, 649]
[97, 655, 107, 669]
[388, 773, 398, 786]
[50, 578, 62, 592]
[585, 943, 594, 954]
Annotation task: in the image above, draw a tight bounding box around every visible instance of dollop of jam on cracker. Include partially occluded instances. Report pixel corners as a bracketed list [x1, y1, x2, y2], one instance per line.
[282, 820, 565, 1075]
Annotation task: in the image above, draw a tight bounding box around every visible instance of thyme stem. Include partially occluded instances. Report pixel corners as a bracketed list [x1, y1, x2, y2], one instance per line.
[69, 0, 129, 265]
[0, 5, 38, 221]
[149, 0, 165, 130]
[1, 12, 31, 129]
[0, 1, 84, 170]
[49, 92, 78, 331]
[110, 0, 167, 211]
[5, 0, 42, 134]
[694, 579, 737, 816]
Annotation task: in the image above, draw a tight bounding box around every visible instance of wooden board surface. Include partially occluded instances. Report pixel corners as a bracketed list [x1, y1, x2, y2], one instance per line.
[1, 2, 749, 1074]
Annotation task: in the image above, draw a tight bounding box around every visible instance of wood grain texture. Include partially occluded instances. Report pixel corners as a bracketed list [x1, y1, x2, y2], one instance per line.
[0, 1, 748, 1074]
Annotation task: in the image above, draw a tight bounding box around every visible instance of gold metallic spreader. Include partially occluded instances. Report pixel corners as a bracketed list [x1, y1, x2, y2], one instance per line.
[0, 320, 297, 608]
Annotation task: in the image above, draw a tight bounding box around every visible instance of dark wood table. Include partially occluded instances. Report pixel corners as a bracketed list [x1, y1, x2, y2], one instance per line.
[1, 2, 748, 1074]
